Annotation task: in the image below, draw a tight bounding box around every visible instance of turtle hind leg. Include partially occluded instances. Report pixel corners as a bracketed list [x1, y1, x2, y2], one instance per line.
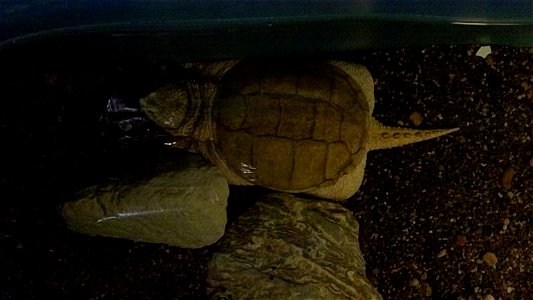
[328, 61, 376, 114]
[305, 155, 368, 201]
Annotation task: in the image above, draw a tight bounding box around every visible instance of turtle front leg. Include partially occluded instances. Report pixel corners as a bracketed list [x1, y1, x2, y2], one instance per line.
[197, 142, 254, 186]
[184, 60, 240, 81]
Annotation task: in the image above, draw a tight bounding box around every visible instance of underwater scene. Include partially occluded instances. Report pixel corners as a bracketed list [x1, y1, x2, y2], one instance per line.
[1, 42, 531, 299]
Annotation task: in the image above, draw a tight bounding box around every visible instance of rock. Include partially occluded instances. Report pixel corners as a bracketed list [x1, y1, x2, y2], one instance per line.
[420, 272, 428, 280]
[482, 252, 498, 266]
[422, 282, 432, 297]
[409, 112, 423, 126]
[409, 278, 420, 287]
[499, 167, 514, 190]
[61, 156, 228, 248]
[436, 249, 447, 258]
[456, 235, 467, 247]
[503, 218, 510, 231]
[208, 193, 382, 300]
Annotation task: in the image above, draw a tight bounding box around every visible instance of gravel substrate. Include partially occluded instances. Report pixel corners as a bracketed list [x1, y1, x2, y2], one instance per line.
[349, 45, 532, 299]
[1, 45, 531, 299]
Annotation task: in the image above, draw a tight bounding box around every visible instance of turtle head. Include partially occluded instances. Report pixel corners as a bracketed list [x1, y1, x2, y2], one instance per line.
[140, 83, 207, 138]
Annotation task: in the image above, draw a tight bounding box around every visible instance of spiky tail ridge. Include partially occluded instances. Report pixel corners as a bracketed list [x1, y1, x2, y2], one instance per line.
[367, 117, 459, 150]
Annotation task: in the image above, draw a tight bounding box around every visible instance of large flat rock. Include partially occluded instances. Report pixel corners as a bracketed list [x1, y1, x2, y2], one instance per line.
[208, 193, 382, 299]
[61, 162, 228, 249]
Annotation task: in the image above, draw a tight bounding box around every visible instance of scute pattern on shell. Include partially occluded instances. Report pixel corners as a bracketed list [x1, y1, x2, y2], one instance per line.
[214, 61, 369, 191]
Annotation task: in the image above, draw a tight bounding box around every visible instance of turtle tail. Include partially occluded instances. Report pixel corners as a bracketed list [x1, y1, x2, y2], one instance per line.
[367, 117, 459, 150]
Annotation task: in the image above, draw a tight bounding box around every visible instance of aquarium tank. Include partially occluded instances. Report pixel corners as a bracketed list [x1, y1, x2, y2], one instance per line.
[1, 1, 532, 299]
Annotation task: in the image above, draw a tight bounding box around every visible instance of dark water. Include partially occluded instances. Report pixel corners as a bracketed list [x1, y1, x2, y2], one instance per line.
[1, 44, 531, 299]
[0, 45, 216, 299]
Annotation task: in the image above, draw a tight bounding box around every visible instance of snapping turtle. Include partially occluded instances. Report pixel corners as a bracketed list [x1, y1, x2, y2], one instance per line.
[141, 60, 457, 200]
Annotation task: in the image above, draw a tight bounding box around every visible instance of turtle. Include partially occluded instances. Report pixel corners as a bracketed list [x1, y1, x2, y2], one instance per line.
[140, 60, 457, 201]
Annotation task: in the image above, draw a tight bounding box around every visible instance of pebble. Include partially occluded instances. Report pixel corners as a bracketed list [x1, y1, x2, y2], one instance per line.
[503, 218, 510, 225]
[476, 46, 492, 58]
[456, 235, 467, 247]
[409, 278, 419, 287]
[483, 252, 498, 266]
[436, 249, 447, 258]
[420, 272, 427, 280]
[409, 112, 423, 126]
[500, 167, 514, 190]
[483, 295, 495, 300]
[422, 283, 432, 297]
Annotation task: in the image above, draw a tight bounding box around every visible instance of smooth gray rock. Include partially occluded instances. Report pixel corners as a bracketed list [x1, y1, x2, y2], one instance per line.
[208, 193, 382, 300]
[61, 161, 228, 249]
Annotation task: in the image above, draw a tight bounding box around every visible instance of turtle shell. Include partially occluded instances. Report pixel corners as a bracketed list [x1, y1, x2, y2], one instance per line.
[213, 61, 369, 191]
